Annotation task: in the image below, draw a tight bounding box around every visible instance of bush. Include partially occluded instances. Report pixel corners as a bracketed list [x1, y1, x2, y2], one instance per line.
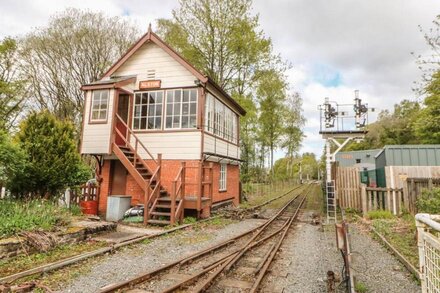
[0, 199, 72, 237]
[416, 188, 440, 214]
[367, 210, 395, 220]
[8, 111, 91, 198]
[0, 130, 27, 188]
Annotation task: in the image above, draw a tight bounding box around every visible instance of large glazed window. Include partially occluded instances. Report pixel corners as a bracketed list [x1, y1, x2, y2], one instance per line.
[205, 93, 238, 143]
[165, 89, 197, 129]
[133, 91, 163, 130]
[90, 90, 109, 122]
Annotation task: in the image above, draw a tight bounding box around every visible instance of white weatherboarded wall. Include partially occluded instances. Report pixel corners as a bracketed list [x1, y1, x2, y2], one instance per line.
[204, 134, 240, 161]
[113, 42, 196, 89]
[81, 89, 114, 154]
[133, 132, 201, 160]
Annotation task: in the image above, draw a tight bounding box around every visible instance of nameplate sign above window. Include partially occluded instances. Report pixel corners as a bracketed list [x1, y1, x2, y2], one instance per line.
[139, 80, 161, 89]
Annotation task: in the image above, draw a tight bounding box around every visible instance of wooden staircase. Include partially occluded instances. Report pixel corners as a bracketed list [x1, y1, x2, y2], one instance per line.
[112, 113, 184, 225]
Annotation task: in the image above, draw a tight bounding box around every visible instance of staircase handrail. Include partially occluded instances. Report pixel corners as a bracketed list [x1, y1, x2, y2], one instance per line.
[114, 113, 157, 165]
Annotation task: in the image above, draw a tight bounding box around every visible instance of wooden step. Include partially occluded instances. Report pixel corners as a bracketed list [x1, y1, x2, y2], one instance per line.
[150, 211, 171, 216]
[147, 219, 170, 225]
[155, 204, 171, 209]
[158, 197, 181, 202]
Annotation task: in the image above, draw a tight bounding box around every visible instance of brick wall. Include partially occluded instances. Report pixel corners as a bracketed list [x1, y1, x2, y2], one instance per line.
[210, 162, 240, 205]
[98, 160, 111, 214]
[97, 159, 240, 214]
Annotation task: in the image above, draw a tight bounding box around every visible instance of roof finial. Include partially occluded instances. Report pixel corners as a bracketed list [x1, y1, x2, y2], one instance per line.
[148, 23, 152, 33]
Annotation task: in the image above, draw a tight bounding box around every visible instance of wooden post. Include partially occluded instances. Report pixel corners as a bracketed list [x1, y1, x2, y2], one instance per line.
[361, 184, 367, 217]
[386, 188, 392, 212]
[209, 163, 214, 201]
[143, 185, 150, 226]
[180, 162, 186, 223]
[170, 181, 176, 225]
[157, 153, 162, 180]
[411, 179, 415, 214]
[197, 160, 203, 217]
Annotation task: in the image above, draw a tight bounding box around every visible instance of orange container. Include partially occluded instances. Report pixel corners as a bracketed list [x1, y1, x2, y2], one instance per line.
[79, 200, 98, 215]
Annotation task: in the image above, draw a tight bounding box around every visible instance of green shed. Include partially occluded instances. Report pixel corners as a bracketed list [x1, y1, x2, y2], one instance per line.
[375, 145, 440, 169]
[375, 145, 440, 187]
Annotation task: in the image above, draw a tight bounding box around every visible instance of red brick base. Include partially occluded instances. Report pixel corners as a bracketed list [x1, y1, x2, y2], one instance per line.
[97, 159, 240, 216]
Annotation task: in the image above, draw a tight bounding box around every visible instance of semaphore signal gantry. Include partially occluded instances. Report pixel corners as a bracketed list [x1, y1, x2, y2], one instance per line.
[318, 90, 375, 223]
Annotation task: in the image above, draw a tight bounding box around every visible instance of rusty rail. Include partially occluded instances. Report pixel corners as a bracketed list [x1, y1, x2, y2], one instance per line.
[99, 184, 312, 292]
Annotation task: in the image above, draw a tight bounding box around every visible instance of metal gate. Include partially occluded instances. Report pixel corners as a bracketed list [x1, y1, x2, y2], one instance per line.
[416, 213, 440, 292]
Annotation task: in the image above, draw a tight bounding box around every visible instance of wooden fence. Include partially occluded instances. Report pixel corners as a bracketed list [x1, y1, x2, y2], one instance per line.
[336, 167, 362, 210]
[336, 166, 440, 215]
[404, 177, 440, 214]
[70, 183, 99, 205]
[361, 185, 404, 216]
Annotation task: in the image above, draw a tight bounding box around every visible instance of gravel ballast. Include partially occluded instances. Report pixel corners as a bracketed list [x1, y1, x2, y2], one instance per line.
[261, 210, 420, 293]
[61, 219, 266, 293]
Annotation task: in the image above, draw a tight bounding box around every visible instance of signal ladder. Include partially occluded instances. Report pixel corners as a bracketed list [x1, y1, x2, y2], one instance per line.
[326, 180, 337, 223]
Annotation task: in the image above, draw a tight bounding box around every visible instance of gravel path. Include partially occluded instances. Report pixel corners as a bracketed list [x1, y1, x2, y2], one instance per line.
[350, 224, 420, 293]
[261, 212, 420, 293]
[261, 210, 341, 293]
[60, 219, 266, 293]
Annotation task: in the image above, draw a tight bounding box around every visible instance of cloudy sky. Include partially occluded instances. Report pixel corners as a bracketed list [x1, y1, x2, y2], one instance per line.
[1, 0, 438, 158]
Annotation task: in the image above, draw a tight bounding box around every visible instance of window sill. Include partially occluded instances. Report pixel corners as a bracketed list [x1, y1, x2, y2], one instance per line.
[219, 189, 227, 193]
[88, 120, 108, 125]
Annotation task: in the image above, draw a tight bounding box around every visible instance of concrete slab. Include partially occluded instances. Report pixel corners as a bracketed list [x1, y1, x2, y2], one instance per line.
[92, 224, 163, 243]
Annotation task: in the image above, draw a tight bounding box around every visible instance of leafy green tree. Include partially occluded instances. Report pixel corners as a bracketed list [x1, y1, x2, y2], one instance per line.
[415, 70, 440, 143]
[0, 131, 26, 190]
[0, 38, 25, 130]
[9, 111, 91, 198]
[157, 0, 294, 182]
[20, 8, 139, 124]
[156, 0, 277, 91]
[257, 69, 287, 171]
[281, 92, 305, 172]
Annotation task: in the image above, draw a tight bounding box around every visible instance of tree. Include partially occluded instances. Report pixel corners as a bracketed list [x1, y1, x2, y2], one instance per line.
[156, 0, 278, 92]
[9, 111, 91, 198]
[19, 9, 139, 124]
[281, 92, 305, 174]
[0, 38, 25, 130]
[345, 100, 421, 151]
[257, 69, 287, 171]
[413, 14, 440, 93]
[0, 130, 26, 190]
[415, 70, 440, 143]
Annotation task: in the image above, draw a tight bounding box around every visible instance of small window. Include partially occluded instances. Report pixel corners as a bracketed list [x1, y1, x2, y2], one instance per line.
[90, 90, 109, 122]
[219, 163, 227, 191]
[356, 159, 361, 163]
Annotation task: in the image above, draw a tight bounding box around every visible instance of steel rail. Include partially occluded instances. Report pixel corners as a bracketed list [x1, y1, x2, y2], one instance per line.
[166, 185, 312, 293]
[2, 184, 306, 287]
[99, 185, 309, 293]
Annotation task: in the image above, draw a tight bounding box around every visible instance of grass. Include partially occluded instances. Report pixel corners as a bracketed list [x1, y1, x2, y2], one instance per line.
[366, 210, 395, 220]
[0, 199, 82, 238]
[355, 281, 368, 293]
[0, 240, 107, 277]
[370, 213, 418, 268]
[240, 182, 299, 209]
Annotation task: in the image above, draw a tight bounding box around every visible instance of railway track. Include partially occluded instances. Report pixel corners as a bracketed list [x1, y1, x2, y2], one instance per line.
[100, 184, 312, 293]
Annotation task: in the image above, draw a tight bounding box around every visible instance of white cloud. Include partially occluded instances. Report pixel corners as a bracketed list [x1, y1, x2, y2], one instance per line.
[0, 0, 438, 160]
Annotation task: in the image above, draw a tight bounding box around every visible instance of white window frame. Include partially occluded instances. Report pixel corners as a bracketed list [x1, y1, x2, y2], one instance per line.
[219, 163, 227, 191]
[205, 93, 238, 144]
[133, 91, 164, 130]
[165, 89, 198, 129]
[90, 90, 109, 122]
